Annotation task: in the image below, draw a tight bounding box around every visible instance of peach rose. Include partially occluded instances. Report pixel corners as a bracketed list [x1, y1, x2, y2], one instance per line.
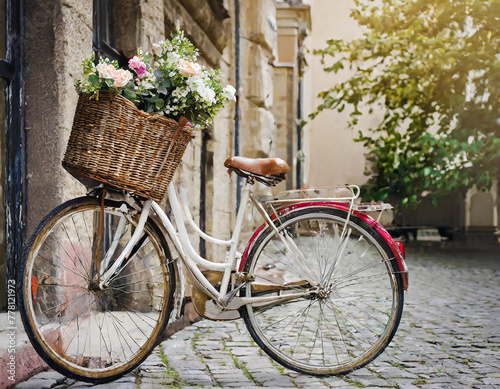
[177, 61, 201, 77]
[112, 69, 133, 88]
[96, 63, 116, 79]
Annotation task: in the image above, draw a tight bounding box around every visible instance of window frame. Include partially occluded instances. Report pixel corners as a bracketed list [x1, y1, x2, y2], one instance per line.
[92, 0, 128, 67]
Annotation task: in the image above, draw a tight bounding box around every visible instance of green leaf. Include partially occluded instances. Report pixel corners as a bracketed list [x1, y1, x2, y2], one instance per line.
[155, 99, 165, 109]
[88, 74, 99, 85]
[123, 89, 137, 101]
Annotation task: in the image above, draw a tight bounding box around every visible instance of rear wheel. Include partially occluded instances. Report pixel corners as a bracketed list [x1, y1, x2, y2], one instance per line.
[20, 197, 175, 383]
[241, 206, 404, 375]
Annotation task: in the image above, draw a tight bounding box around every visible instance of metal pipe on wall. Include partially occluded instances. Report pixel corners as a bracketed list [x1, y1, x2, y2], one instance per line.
[234, 0, 242, 209]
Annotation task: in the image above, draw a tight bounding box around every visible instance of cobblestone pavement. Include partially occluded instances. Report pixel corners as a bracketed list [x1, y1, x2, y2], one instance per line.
[14, 244, 500, 388]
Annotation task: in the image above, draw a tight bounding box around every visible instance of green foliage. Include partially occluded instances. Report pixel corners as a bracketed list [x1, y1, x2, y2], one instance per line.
[312, 0, 500, 208]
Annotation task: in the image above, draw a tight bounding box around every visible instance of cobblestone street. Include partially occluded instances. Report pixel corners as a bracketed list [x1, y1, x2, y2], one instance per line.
[14, 244, 500, 389]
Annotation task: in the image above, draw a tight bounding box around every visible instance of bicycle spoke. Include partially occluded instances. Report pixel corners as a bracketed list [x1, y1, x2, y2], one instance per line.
[290, 301, 317, 356]
[334, 271, 388, 290]
[117, 303, 151, 339]
[108, 263, 166, 283]
[268, 240, 315, 282]
[256, 299, 315, 332]
[36, 283, 88, 290]
[92, 312, 113, 368]
[325, 298, 382, 339]
[70, 215, 93, 278]
[38, 291, 90, 319]
[336, 253, 386, 280]
[333, 294, 389, 326]
[318, 301, 342, 365]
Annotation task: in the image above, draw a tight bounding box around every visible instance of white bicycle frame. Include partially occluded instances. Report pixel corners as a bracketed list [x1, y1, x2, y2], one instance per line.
[98, 180, 362, 312]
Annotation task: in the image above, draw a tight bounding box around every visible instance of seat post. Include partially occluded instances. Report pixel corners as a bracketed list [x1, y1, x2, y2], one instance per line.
[219, 178, 253, 296]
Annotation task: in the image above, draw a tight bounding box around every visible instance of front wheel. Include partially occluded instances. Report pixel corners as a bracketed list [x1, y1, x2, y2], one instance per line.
[240, 206, 404, 376]
[20, 197, 175, 383]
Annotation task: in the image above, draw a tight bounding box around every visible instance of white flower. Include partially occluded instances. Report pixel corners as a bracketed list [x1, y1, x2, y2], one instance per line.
[139, 79, 155, 90]
[201, 87, 216, 104]
[223, 85, 236, 101]
[166, 52, 181, 67]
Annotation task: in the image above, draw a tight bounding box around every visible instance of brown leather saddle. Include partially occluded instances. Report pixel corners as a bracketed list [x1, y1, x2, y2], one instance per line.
[224, 156, 290, 186]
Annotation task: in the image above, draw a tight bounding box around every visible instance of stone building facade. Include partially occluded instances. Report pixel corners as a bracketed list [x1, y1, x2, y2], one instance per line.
[0, 0, 311, 311]
[0, 0, 312, 384]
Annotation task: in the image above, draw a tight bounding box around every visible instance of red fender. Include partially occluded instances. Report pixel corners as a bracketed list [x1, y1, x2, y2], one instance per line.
[239, 201, 408, 290]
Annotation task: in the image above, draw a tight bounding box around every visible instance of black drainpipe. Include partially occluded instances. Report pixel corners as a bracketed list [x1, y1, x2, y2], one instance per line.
[234, 0, 242, 209]
[199, 130, 208, 258]
[5, 0, 26, 290]
[296, 51, 303, 189]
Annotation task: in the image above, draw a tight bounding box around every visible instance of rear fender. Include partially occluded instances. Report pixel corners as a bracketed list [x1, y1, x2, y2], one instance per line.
[239, 201, 408, 290]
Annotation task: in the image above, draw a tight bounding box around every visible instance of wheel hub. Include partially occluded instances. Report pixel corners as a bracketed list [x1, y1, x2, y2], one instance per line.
[316, 285, 332, 299]
[88, 280, 106, 296]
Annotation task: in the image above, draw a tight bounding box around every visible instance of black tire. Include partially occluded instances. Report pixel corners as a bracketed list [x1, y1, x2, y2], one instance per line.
[240, 206, 404, 376]
[19, 197, 175, 383]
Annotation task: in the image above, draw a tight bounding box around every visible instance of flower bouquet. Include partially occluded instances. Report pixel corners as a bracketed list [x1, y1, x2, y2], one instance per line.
[76, 30, 235, 129]
[63, 30, 235, 201]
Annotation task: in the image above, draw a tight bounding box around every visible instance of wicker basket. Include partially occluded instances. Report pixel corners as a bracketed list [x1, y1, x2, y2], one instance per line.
[62, 91, 193, 202]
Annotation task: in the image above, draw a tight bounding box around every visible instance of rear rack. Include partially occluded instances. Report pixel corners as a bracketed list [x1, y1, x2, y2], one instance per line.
[352, 202, 393, 212]
[258, 185, 393, 223]
[263, 185, 361, 205]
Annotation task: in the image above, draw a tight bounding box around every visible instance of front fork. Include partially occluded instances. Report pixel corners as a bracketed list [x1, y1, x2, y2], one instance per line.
[87, 188, 152, 289]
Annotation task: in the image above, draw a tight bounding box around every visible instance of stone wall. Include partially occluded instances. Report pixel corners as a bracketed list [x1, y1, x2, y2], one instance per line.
[238, 0, 277, 161]
[25, 0, 92, 236]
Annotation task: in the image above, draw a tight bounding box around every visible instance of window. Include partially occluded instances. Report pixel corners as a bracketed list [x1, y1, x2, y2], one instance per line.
[92, 0, 128, 66]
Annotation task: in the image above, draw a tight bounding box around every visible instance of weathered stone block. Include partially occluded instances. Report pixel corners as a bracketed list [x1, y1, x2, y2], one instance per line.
[240, 0, 277, 59]
[139, 0, 165, 51]
[239, 99, 276, 158]
[241, 40, 274, 109]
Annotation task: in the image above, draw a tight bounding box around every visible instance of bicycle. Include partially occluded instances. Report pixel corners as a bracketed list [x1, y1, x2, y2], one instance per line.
[20, 155, 408, 383]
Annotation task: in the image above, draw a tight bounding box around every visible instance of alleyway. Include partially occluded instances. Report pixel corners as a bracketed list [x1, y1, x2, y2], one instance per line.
[15, 244, 500, 389]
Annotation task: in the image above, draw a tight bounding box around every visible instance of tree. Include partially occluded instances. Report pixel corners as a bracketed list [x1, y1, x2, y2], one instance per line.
[312, 0, 500, 207]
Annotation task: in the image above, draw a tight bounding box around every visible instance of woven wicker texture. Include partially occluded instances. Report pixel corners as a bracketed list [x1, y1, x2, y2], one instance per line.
[63, 91, 193, 202]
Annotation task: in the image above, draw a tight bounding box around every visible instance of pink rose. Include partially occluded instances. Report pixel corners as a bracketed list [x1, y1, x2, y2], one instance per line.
[129, 56, 148, 79]
[177, 61, 201, 77]
[96, 63, 116, 79]
[112, 69, 133, 88]
[135, 66, 148, 79]
[128, 55, 143, 69]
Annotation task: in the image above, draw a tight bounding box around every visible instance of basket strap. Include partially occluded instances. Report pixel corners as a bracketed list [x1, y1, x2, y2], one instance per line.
[156, 116, 189, 177]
